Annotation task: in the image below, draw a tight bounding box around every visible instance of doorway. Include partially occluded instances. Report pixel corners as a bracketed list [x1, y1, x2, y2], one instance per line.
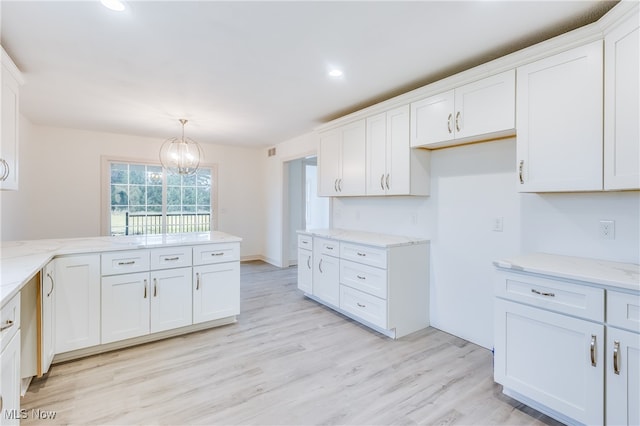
[284, 156, 329, 266]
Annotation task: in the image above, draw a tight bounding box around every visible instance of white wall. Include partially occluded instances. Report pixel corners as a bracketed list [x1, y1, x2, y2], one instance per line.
[332, 138, 639, 349]
[262, 131, 318, 266]
[0, 119, 266, 259]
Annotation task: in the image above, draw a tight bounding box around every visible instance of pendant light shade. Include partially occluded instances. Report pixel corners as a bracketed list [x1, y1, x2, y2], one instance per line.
[160, 119, 203, 175]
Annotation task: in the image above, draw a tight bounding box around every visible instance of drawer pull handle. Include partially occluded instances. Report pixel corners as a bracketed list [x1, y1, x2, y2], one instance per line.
[196, 272, 200, 290]
[613, 340, 620, 375]
[357, 275, 366, 280]
[326, 246, 334, 250]
[0, 319, 14, 332]
[164, 256, 180, 261]
[531, 289, 555, 297]
[211, 252, 224, 256]
[590, 335, 597, 367]
[46, 272, 55, 297]
[302, 240, 308, 245]
[118, 260, 136, 266]
[357, 302, 366, 308]
[357, 252, 366, 257]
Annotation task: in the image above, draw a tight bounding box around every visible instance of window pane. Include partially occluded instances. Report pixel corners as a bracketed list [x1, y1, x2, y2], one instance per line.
[167, 187, 181, 206]
[182, 187, 196, 205]
[167, 174, 181, 186]
[147, 166, 163, 185]
[111, 185, 128, 206]
[147, 186, 162, 205]
[183, 174, 196, 186]
[111, 163, 128, 184]
[197, 187, 210, 205]
[129, 185, 146, 205]
[130, 165, 145, 184]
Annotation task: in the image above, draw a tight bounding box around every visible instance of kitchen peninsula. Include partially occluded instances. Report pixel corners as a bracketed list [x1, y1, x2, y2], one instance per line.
[0, 232, 241, 416]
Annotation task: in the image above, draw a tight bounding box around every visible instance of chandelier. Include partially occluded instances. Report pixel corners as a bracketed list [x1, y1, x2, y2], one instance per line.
[159, 119, 203, 175]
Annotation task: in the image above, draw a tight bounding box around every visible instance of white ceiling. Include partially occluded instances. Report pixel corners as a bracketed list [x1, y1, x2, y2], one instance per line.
[1, 0, 616, 148]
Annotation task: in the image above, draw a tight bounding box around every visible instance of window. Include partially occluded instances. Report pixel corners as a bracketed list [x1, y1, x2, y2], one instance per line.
[105, 159, 216, 236]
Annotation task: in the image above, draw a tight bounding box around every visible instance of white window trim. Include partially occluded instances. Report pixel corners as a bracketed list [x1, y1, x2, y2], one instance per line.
[100, 155, 218, 236]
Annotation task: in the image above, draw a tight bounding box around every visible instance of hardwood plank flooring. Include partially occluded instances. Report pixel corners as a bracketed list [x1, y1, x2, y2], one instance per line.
[20, 261, 562, 425]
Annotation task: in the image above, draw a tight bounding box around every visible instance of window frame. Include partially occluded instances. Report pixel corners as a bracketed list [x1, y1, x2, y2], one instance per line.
[100, 156, 218, 236]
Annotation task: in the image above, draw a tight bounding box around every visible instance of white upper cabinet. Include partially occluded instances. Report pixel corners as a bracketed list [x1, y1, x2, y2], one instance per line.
[318, 119, 366, 196]
[604, 11, 640, 190]
[1, 48, 23, 191]
[516, 41, 603, 192]
[410, 70, 515, 149]
[366, 105, 429, 196]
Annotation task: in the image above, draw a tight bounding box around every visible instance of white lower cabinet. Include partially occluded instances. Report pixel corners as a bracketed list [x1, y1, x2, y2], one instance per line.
[41, 260, 56, 374]
[193, 262, 240, 324]
[298, 231, 429, 338]
[494, 298, 604, 424]
[297, 247, 312, 294]
[101, 272, 150, 344]
[150, 268, 193, 333]
[0, 293, 20, 424]
[54, 255, 101, 354]
[495, 267, 640, 425]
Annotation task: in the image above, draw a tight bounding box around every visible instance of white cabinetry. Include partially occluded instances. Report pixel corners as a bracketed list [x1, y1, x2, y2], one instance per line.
[495, 262, 640, 426]
[606, 291, 640, 426]
[516, 41, 603, 192]
[41, 260, 56, 375]
[410, 70, 515, 149]
[318, 120, 366, 196]
[604, 11, 640, 190]
[0, 48, 23, 191]
[193, 243, 240, 324]
[311, 238, 340, 307]
[101, 248, 195, 343]
[298, 231, 429, 338]
[366, 105, 430, 196]
[0, 293, 20, 424]
[297, 235, 313, 293]
[54, 255, 101, 354]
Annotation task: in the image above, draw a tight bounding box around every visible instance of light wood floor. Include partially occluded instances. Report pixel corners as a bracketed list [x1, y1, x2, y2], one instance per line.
[21, 261, 561, 425]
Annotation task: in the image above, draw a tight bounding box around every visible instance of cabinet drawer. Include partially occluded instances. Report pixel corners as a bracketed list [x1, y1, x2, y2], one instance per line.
[607, 290, 640, 332]
[149, 246, 192, 270]
[340, 243, 387, 269]
[102, 250, 150, 275]
[314, 238, 339, 257]
[340, 259, 387, 299]
[496, 272, 604, 322]
[0, 292, 20, 352]
[298, 234, 312, 249]
[340, 285, 387, 329]
[193, 243, 240, 265]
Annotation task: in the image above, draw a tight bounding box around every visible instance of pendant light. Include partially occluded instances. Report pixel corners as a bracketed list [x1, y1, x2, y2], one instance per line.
[159, 119, 203, 175]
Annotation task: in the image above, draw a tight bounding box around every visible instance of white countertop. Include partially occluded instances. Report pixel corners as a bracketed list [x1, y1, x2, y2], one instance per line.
[0, 232, 242, 307]
[298, 228, 428, 248]
[494, 253, 640, 292]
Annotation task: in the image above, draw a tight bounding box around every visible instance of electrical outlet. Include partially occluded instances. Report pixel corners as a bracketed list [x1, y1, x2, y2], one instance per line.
[599, 220, 615, 240]
[492, 217, 504, 232]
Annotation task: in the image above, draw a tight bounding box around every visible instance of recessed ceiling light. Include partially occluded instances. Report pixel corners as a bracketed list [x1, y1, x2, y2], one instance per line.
[328, 69, 344, 78]
[101, 0, 125, 12]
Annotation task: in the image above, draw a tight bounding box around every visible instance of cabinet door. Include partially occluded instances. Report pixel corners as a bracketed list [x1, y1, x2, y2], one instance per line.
[101, 272, 150, 344]
[386, 105, 411, 195]
[150, 268, 192, 333]
[604, 14, 640, 190]
[0, 61, 19, 191]
[318, 129, 341, 196]
[41, 261, 56, 375]
[366, 112, 387, 196]
[54, 255, 100, 353]
[494, 299, 604, 425]
[297, 248, 313, 293]
[0, 331, 21, 425]
[312, 254, 339, 307]
[454, 69, 515, 142]
[340, 119, 366, 195]
[193, 262, 240, 324]
[516, 41, 603, 192]
[606, 327, 640, 426]
[410, 90, 454, 147]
